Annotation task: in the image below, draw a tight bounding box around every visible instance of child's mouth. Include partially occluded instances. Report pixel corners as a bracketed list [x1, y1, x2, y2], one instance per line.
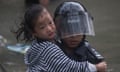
[48, 32, 55, 37]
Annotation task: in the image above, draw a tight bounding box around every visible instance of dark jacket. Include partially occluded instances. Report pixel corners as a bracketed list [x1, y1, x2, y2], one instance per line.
[57, 40, 104, 64]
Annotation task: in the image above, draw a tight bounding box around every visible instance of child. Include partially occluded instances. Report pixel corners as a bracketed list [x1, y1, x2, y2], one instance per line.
[54, 1, 107, 72]
[15, 4, 105, 72]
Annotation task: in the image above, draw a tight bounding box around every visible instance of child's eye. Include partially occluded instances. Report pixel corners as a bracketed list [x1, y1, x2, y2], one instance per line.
[39, 26, 45, 29]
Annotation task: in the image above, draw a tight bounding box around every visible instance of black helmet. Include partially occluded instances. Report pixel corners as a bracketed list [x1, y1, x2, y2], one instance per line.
[54, 1, 95, 38]
[54, 1, 88, 17]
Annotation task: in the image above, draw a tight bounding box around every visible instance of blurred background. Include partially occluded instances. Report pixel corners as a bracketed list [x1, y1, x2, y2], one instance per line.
[0, 0, 120, 72]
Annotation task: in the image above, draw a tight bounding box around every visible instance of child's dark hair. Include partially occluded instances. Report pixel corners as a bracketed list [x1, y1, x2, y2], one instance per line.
[15, 4, 45, 42]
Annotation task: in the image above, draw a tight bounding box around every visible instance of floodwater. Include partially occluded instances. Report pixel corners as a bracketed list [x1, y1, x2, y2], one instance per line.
[0, 0, 120, 72]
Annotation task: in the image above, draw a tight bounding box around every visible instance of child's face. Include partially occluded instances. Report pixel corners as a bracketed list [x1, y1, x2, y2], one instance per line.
[63, 35, 83, 48]
[33, 9, 56, 40]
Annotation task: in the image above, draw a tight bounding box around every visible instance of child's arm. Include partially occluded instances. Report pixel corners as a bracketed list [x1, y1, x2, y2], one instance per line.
[40, 42, 97, 72]
[25, 41, 97, 72]
[96, 61, 107, 72]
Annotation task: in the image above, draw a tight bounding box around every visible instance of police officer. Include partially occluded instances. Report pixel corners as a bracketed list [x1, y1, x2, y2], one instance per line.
[54, 1, 107, 72]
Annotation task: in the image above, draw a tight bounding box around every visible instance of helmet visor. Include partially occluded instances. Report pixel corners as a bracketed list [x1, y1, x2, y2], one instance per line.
[59, 12, 95, 38]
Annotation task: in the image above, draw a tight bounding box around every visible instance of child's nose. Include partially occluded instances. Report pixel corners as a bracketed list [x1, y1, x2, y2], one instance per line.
[47, 25, 53, 31]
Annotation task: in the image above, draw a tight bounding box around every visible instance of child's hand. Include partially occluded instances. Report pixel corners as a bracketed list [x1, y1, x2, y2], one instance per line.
[96, 61, 107, 72]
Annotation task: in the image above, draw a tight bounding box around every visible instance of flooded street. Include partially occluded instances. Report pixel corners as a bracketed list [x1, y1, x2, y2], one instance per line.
[0, 0, 120, 72]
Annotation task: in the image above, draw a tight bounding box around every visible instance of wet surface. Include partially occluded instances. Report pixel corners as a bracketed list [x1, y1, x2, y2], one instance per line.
[0, 0, 120, 72]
